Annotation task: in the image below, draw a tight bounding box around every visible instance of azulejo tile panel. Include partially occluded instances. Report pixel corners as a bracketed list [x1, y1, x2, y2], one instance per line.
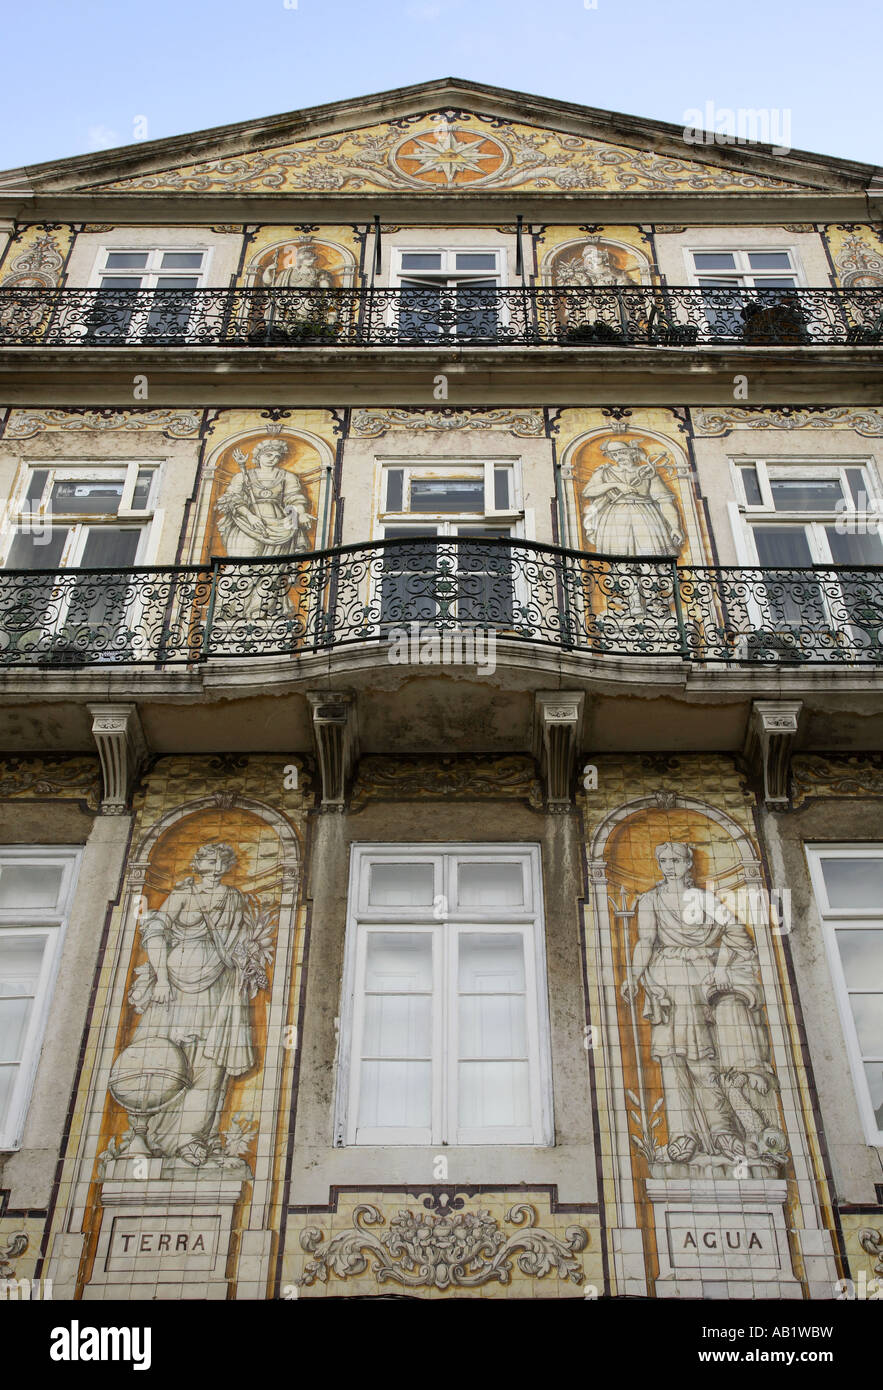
[0, 754, 100, 808]
[282, 1191, 601, 1300]
[44, 755, 310, 1300]
[791, 753, 883, 806]
[86, 111, 805, 195]
[579, 755, 839, 1296]
[25, 750, 857, 1299]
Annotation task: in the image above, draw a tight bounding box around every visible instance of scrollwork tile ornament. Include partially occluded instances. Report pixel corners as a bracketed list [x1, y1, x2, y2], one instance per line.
[0, 755, 100, 809]
[351, 407, 545, 437]
[351, 754, 543, 807]
[833, 232, 883, 287]
[691, 407, 883, 437]
[0, 1231, 28, 1280]
[859, 1227, 883, 1277]
[3, 408, 203, 440]
[297, 1202, 587, 1290]
[791, 753, 883, 806]
[93, 113, 802, 195]
[1, 232, 64, 287]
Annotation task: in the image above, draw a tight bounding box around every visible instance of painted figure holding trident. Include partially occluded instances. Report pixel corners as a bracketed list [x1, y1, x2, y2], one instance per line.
[619, 841, 785, 1168]
[214, 437, 315, 621]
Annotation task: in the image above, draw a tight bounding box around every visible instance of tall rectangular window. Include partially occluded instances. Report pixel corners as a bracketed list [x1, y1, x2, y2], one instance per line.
[88, 247, 208, 341]
[687, 248, 802, 340]
[376, 462, 522, 630]
[731, 460, 883, 654]
[336, 844, 553, 1146]
[806, 845, 883, 1144]
[0, 462, 160, 660]
[95, 248, 207, 290]
[0, 848, 81, 1150]
[391, 247, 504, 340]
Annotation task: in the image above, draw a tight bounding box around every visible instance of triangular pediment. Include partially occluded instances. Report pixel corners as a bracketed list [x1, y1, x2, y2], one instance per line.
[83, 110, 810, 195]
[0, 80, 872, 198]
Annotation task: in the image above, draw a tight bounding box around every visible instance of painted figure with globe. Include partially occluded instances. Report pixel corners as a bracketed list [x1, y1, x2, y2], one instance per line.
[109, 842, 277, 1169]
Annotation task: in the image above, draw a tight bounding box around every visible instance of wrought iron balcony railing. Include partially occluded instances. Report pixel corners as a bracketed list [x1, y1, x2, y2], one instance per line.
[0, 538, 881, 668]
[0, 286, 881, 348]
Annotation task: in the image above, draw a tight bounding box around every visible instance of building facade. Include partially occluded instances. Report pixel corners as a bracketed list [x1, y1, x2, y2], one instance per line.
[0, 79, 882, 1302]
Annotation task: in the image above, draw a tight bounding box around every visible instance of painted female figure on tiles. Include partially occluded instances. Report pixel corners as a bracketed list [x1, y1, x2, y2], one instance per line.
[620, 841, 784, 1166]
[123, 841, 276, 1167]
[260, 239, 336, 293]
[581, 435, 684, 557]
[216, 436, 313, 558]
[555, 237, 634, 288]
[214, 436, 315, 622]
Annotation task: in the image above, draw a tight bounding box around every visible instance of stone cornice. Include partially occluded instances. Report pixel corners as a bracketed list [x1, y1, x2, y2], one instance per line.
[0, 192, 877, 227]
[0, 344, 880, 407]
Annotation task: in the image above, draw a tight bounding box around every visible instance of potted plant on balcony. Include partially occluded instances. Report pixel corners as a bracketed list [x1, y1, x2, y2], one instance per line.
[272, 316, 340, 345]
[741, 293, 808, 345]
[741, 627, 811, 663]
[557, 318, 625, 344]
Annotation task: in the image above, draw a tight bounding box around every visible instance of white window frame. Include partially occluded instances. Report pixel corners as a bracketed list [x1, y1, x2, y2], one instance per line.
[727, 458, 882, 566]
[335, 843, 554, 1148]
[377, 459, 524, 529]
[390, 246, 507, 289]
[387, 246, 507, 339]
[370, 460, 529, 634]
[0, 846, 82, 1150]
[1, 460, 162, 569]
[87, 247, 211, 344]
[684, 247, 804, 288]
[89, 246, 211, 290]
[806, 844, 883, 1146]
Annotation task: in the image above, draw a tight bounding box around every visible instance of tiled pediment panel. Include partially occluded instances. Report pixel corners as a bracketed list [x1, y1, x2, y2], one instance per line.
[85, 111, 807, 195]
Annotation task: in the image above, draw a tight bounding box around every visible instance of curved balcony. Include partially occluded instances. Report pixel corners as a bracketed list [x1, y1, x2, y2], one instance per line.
[0, 537, 880, 669]
[0, 285, 881, 348]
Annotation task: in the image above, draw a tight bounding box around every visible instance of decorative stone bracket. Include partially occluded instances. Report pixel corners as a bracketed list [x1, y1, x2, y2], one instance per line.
[307, 691, 359, 810]
[532, 692, 585, 811]
[743, 700, 803, 806]
[88, 703, 149, 815]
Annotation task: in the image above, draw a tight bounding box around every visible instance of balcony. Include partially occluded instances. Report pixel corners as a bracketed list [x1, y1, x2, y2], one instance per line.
[0, 538, 880, 669]
[0, 285, 881, 349]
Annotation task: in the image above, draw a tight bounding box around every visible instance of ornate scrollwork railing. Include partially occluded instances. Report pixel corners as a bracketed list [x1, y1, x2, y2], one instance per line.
[0, 538, 880, 668]
[0, 286, 880, 347]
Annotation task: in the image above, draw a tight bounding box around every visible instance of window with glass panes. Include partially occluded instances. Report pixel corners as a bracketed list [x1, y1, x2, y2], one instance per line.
[336, 845, 553, 1146]
[688, 249, 799, 288]
[3, 462, 158, 572]
[89, 248, 208, 340]
[0, 848, 81, 1149]
[2, 462, 159, 651]
[806, 847, 883, 1143]
[94, 248, 207, 289]
[377, 462, 522, 627]
[731, 460, 883, 643]
[391, 247, 503, 339]
[734, 461, 883, 567]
